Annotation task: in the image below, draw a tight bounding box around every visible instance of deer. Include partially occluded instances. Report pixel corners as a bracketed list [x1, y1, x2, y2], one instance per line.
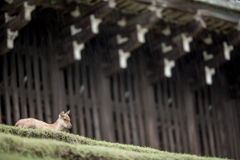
[15, 110, 72, 131]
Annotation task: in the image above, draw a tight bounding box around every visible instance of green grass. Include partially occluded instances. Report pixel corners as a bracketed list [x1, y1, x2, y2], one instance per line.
[0, 124, 162, 154]
[0, 152, 65, 160]
[0, 124, 229, 160]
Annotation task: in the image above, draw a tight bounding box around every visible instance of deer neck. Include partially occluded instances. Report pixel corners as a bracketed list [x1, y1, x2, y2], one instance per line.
[50, 118, 64, 131]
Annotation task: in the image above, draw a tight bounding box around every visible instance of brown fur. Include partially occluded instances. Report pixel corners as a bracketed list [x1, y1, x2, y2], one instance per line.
[15, 111, 72, 131]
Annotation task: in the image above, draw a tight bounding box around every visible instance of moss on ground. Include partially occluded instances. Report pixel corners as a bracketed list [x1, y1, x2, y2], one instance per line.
[0, 124, 162, 154]
[0, 152, 65, 160]
[0, 124, 229, 160]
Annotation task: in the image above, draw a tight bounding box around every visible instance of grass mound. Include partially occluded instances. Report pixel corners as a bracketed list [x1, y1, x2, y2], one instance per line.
[0, 124, 228, 160]
[0, 124, 161, 154]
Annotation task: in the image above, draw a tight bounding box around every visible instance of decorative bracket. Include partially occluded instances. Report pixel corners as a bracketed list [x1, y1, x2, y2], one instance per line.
[148, 1, 164, 18]
[136, 24, 148, 43]
[90, 14, 102, 34]
[203, 34, 213, 45]
[5, 0, 13, 4]
[72, 41, 85, 60]
[70, 6, 80, 17]
[223, 41, 234, 61]
[235, 20, 240, 31]
[204, 66, 215, 85]
[193, 11, 206, 28]
[118, 49, 130, 69]
[116, 34, 128, 45]
[7, 29, 18, 49]
[181, 33, 192, 52]
[162, 26, 171, 36]
[161, 42, 173, 53]
[164, 58, 175, 78]
[117, 17, 127, 27]
[4, 12, 16, 23]
[70, 25, 82, 36]
[103, 0, 116, 8]
[24, 2, 36, 21]
[203, 51, 214, 61]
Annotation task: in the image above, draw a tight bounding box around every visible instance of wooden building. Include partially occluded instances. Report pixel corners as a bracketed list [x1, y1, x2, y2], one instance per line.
[0, 0, 240, 159]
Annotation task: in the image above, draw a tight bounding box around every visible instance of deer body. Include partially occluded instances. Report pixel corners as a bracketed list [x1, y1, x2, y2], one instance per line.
[15, 111, 72, 131]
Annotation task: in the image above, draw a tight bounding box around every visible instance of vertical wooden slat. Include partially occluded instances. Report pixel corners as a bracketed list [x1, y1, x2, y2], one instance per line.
[133, 72, 145, 146]
[25, 54, 35, 118]
[11, 53, 20, 124]
[113, 74, 123, 143]
[89, 62, 101, 140]
[3, 55, 11, 125]
[48, 51, 60, 121]
[138, 52, 159, 149]
[17, 52, 27, 118]
[170, 81, 181, 153]
[67, 67, 77, 134]
[175, 79, 189, 153]
[127, 71, 138, 145]
[210, 86, 222, 157]
[203, 87, 215, 156]
[92, 55, 115, 142]
[59, 70, 67, 113]
[74, 62, 85, 136]
[40, 55, 51, 123]
[157, 82, 168, 151]
[232, 103, 240, 160]
[81, 60, 93, 139]
[120, 72, 131, 144]
[33, 55, 43, 120]
[198, 90, 209, 156]
[182, 78, 200, 155]
[163, 80, 175, 152]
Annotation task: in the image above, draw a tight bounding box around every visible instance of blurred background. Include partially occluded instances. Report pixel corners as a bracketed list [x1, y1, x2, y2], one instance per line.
[0, 0, 240, 159]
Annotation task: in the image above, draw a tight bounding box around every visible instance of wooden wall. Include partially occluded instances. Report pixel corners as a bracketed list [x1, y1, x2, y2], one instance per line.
[0, 11, 240, 160]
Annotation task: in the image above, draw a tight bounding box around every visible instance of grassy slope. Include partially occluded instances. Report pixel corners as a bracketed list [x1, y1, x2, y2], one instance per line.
[0, 124, 228, 160]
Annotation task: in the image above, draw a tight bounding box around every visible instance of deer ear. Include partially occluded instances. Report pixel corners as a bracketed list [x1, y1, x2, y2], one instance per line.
[59, 111, 64, 118]
[65, 110, 70, 115]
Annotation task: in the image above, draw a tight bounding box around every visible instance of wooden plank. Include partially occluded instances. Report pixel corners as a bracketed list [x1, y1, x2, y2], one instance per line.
[182, 77, 200, 155]
[33, 55, 43, 120]
[89, 61, 101, 140]
[113, 74, 123, 143]
[232, 103, 240, 160]
[133, 70, 146, 146]
[40, 55, 51, 123]
[138, 52, 159, 149]
[48, 50, 60, 121]
[127, 72, 138, 145]
[11, 53, 20, 124]
[157, 81, 168, 151]
[210, 87, 222, 157]
[92, 53, 115, 142]
[81, 60, 93, 139]
[163, 79, 175, 152]
[74, 62, 85, 136]
[197, 90, 209, 156]
[25, 54, 35, 118]
[175, 78, 189, 153]
[203, 87, 215, 156]
[67, 67, 77, 134]
[17, 51, 27, 118]
[170, 81, 181, 153]
[3, 55, 11, 125]
[120, 72, 131, 144]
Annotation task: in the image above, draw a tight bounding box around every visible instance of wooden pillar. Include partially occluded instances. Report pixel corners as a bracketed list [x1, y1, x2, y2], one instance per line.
[138, 52, 159, 149]
[92, 54, 115, 142]
[3, 55, 11, 125]
[181, 73, 200, 155]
